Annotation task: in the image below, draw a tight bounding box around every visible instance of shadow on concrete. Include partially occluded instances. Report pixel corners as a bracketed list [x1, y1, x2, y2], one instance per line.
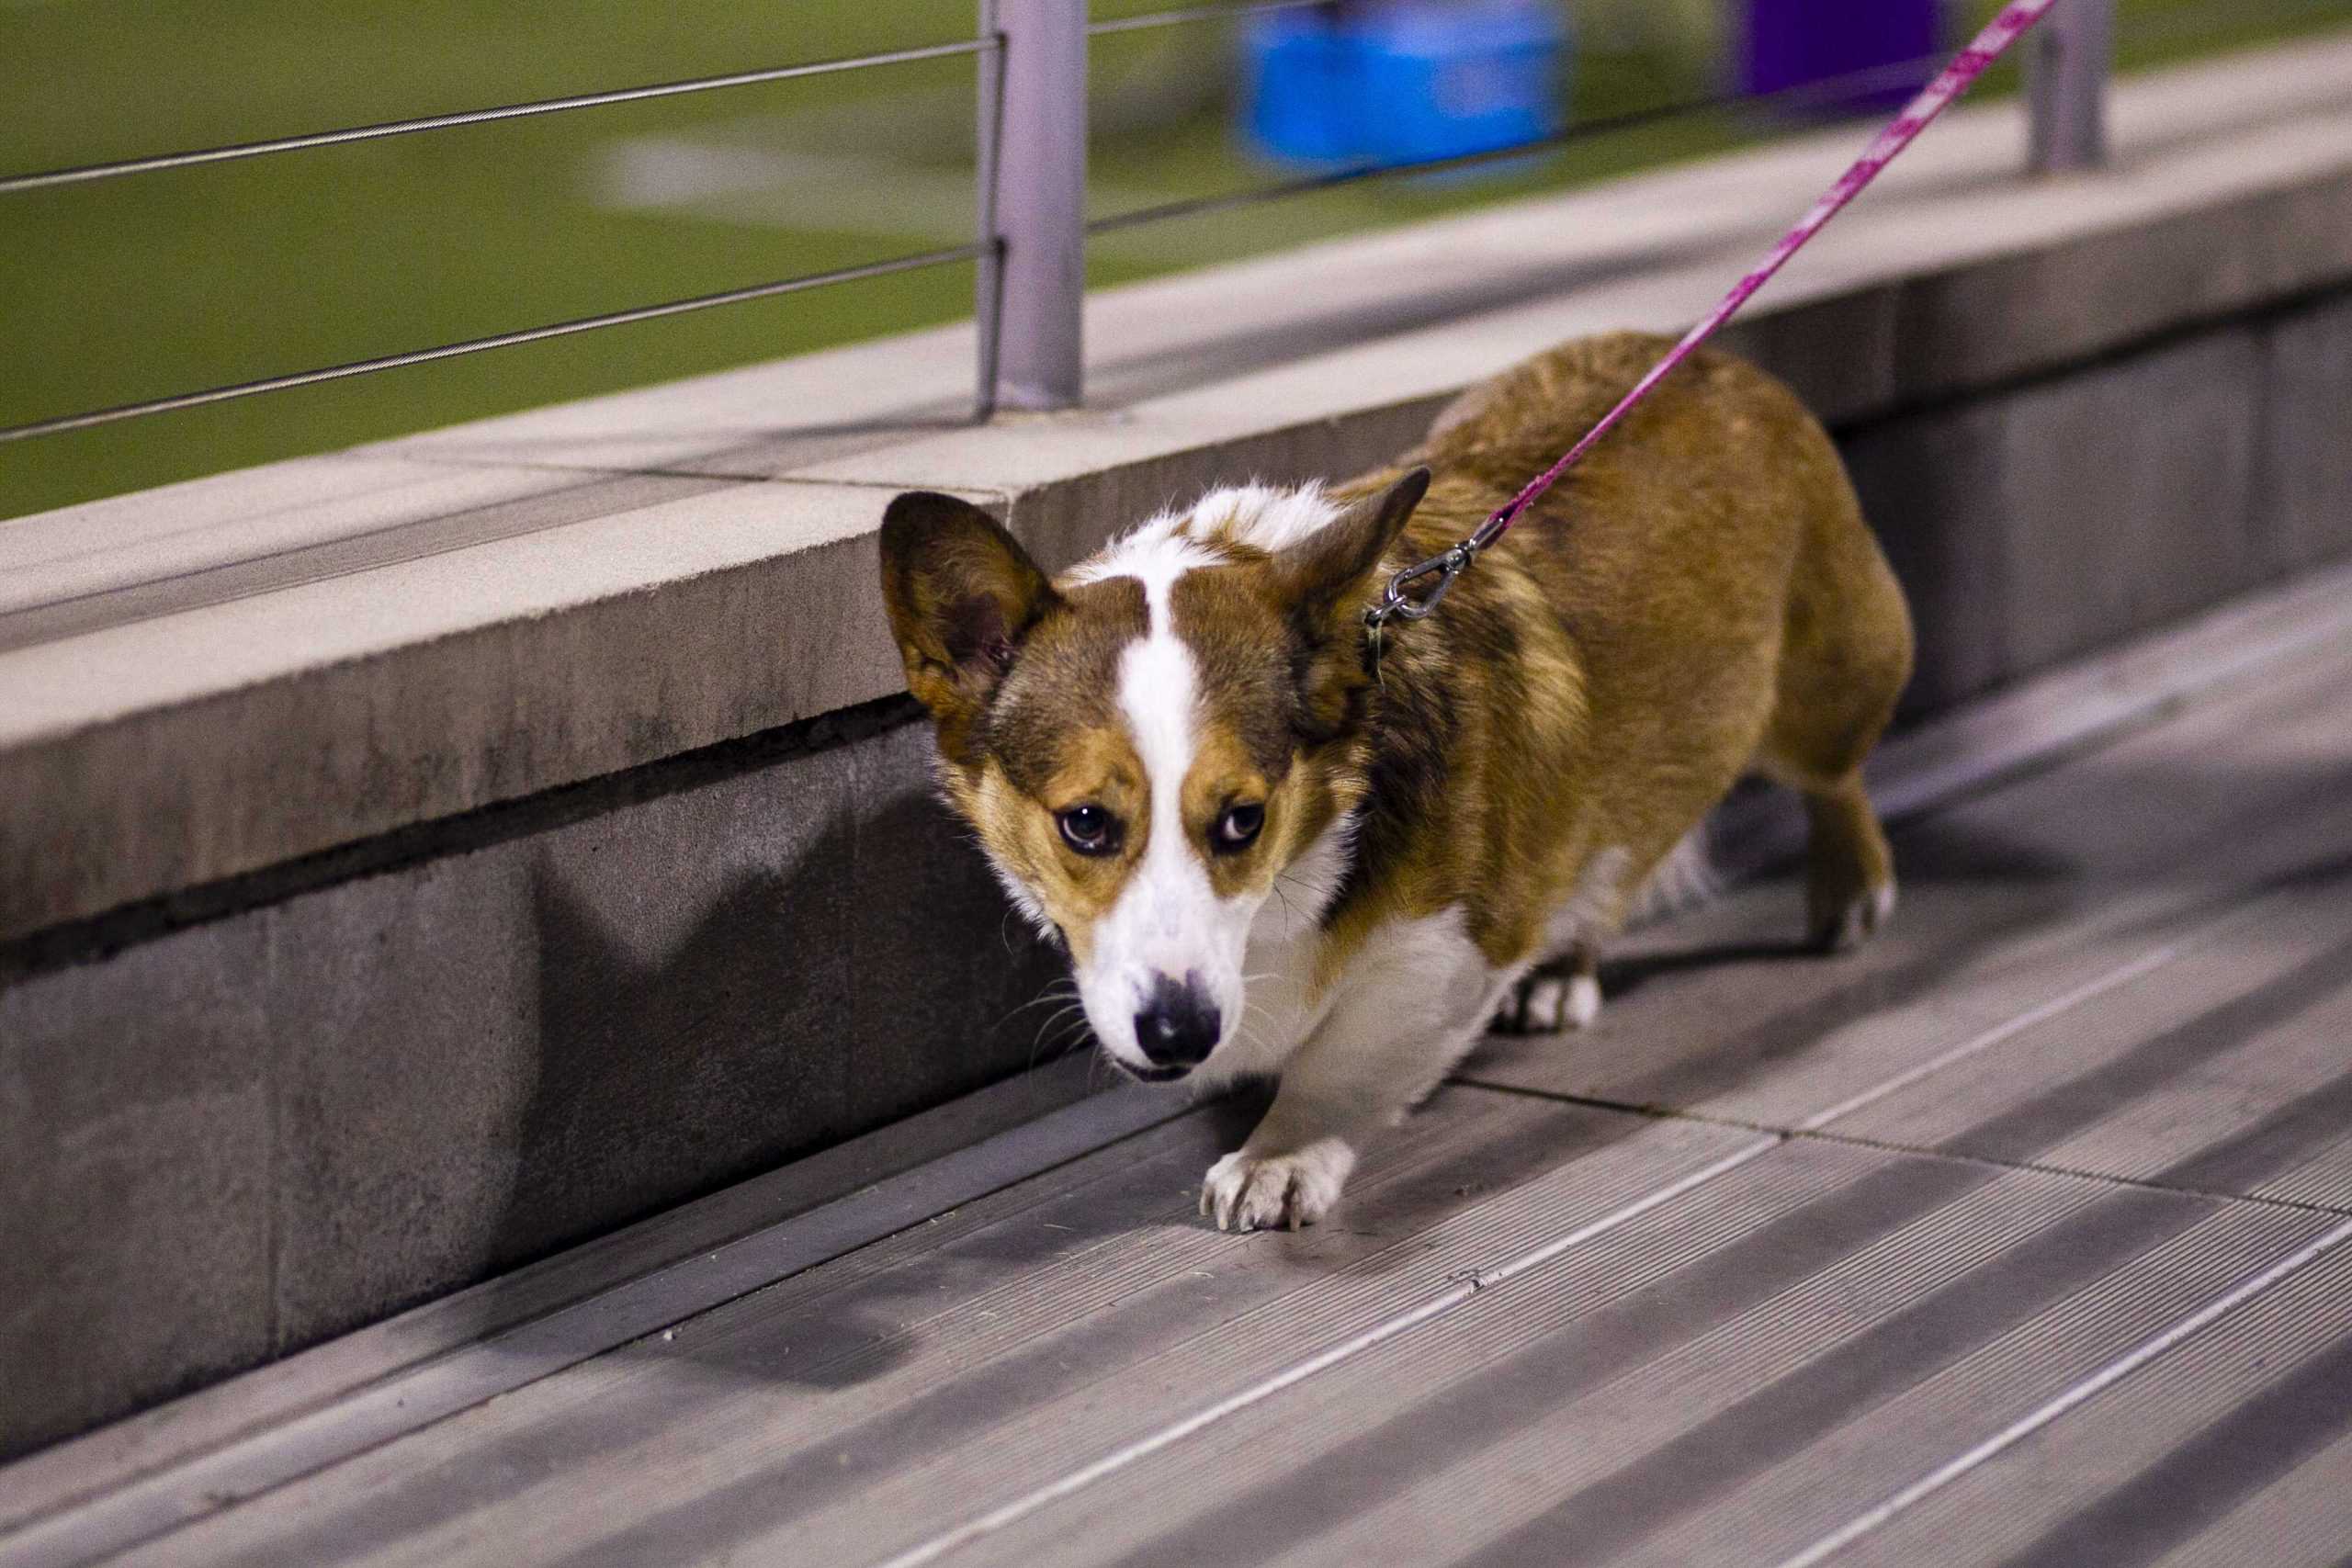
[506, 861, 850, 1272]
[492, 781, 1065, 1290]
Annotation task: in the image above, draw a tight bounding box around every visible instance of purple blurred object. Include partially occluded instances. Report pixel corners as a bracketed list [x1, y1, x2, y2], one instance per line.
[1736, 0, 1944, 113]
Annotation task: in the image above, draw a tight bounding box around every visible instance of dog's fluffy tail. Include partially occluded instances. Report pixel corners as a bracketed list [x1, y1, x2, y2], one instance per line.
[1624, 826, 1723, 929]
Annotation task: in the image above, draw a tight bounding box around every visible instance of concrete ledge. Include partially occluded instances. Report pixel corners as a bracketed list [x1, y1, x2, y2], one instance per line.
[8, 36, 2352, 943]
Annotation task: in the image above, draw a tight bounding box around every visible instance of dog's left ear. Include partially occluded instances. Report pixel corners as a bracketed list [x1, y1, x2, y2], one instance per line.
[879, 491, 1062, 762]
[1272, 467, 1430, 618]
[1273, 468, 1429, 733]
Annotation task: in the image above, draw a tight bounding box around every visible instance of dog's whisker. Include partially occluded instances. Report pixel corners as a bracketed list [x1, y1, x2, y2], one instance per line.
[1022, 1008, 1072, 1043]
[1000, 986, 1083, 1025]
[1029, 1006, 1087, 1051]
[1003, 983, 1080, 1013]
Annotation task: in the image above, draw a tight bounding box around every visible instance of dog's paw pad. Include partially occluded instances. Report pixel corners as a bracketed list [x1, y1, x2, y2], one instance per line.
[1815, 880, 1897, 954]
[1200, 1143, 1352, 1232]
[1494, 972, 1600, 1035]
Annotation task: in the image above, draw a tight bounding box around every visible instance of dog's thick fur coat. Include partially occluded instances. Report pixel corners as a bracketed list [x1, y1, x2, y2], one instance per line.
[880, 333, 1913, 1230]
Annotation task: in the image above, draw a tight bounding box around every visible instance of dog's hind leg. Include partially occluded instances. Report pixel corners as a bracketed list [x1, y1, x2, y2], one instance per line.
[1757, 487, 1913, 953]
[1497, 947, 1602, 1034]
[1793, 772, 1898, 952]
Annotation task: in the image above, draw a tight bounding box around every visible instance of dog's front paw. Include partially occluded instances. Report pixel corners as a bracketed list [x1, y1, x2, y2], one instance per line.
[1200, 1140, 1355, 1232]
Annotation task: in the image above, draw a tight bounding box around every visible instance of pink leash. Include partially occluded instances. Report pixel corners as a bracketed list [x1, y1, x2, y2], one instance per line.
[1365, 0, 2061, 660]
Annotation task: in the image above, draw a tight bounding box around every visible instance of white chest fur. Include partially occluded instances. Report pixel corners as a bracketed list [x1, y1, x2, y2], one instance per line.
[1198, 818, 1521, 1090]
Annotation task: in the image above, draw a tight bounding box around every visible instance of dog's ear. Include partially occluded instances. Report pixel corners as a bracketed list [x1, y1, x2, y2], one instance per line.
[1272, 468, 1429, 735]
[879, 491, 1061, 761]
[1272, 468, 1430, 619]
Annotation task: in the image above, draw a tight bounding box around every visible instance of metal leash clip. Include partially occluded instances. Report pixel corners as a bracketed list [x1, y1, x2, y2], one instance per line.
[1362, 538, 1477, 682]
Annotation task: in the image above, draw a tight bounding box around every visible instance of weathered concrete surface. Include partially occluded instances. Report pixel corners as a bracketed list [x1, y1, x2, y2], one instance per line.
[7, 37, 2352, 942]
[1843, 288, 2352, 716]
[0, 923, 276, 1469]
[1847, 324, 2272, 712]
[2256, 291, 2352, 576]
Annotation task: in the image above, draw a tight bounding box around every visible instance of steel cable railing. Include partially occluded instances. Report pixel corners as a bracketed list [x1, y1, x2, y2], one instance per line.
[0, 39, 997, 197]
[0, 247, 987, 445]
[0, 24, 1008, 448]
[0, 0, 2144, 455]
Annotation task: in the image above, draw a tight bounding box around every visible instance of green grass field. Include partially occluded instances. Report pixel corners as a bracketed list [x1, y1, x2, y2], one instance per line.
[4, 0, 2346, 522]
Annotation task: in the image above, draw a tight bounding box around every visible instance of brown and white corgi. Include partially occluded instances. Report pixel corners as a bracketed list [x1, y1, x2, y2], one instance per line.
[879, 332, 1913, 1231]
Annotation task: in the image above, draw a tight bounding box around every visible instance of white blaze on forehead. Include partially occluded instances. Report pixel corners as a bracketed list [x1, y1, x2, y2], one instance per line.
[1184, 480, 1340, 552]
[1111, 530, 1211, 921]
[1068, 528, 1241, 1064]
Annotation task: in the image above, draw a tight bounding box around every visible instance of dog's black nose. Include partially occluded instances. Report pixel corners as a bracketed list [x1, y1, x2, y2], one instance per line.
[1134, 973, 1220, 1070]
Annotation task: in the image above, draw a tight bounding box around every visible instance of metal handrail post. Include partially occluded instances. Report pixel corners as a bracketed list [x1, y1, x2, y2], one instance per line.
[975, 0, 1007, 418]
[989, 0, 1087, 412]
[2027, 0, 2113, 173]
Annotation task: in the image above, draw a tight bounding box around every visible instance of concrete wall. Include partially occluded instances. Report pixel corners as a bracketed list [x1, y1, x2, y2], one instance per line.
[7, 39, 2352, 1461]
[1, 716, 1061, 1459]
[1843, 291, 2352, 714]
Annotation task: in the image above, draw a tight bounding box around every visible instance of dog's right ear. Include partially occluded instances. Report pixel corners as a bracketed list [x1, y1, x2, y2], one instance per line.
[879, 491, 1060, 761]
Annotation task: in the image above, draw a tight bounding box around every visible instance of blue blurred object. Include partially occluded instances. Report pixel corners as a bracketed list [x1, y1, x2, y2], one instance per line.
[1736, 0, 1944, 114]
[1241, 8, 1359, 164]
[1241, 1, 1570, 169]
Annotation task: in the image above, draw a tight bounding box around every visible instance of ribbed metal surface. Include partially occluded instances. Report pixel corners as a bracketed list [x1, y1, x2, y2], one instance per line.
[1841, 882, 2352, 1211]
[2144, 1427, 2352, 1567]
[1631, 1203, 2335, 1568]
[107, 1098, 1757, 1567]
[1831, 1244, 2352, 1568]
[955, 1173, 2330, 1568]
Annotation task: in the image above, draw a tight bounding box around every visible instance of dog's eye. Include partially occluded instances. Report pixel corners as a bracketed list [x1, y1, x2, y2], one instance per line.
[1057, 804, 1121, 856]
[1213, 802, 1265, 852]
